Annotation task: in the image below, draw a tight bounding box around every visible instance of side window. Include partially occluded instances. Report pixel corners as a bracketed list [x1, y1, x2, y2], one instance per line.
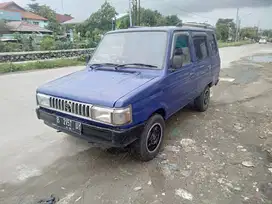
[193, 36, 209, 61]
[172, 34, 191, 66]
[210, 34, 218, 55]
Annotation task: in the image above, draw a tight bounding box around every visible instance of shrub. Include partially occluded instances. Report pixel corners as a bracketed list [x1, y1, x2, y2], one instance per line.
[55, 40, 73, 50]
[0, 41, 23, 52]
[40, 37, 55, 50]
[0, 58, 85, 74]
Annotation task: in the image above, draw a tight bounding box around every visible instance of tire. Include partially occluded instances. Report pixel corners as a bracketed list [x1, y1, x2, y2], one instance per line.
[194, 86, 210, 112]
[133, 114, 165, 162]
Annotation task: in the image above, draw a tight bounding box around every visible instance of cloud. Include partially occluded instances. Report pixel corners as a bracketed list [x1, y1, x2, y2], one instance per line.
[141, 0, 272, 15]
[2, 0, 271, 28]
[169, 0, 272, 12]
[7, 0, 272, 14]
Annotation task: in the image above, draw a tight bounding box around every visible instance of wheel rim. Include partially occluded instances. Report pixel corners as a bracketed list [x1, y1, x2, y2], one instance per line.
[203, 88, 210, 106]
[146, 123, 162, 153]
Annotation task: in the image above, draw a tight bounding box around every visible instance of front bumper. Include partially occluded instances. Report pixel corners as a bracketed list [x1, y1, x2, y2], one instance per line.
[36, 108, 144, 147]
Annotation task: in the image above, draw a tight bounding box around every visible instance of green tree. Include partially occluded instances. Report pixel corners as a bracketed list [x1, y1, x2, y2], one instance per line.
[136, 8, 180, 26]
[40, 36, 55, 50]
[118, 16, 130, 29]
[92, 28, 103, 42]
[216, 18, 236, 41]
[139, 8, 160, 26]
[165, 15, 180, 26]
[85, 2, 117, 33]
[263, 29, 272, 38]
[240, 27, 258, 40]
[27, 0, 62, 34]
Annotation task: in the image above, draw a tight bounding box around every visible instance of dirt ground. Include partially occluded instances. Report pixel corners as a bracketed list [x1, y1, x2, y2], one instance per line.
[1, 48, 272, 204]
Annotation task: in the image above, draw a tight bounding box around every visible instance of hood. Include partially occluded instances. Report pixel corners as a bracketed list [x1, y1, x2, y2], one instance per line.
[37, 68, 156, 107]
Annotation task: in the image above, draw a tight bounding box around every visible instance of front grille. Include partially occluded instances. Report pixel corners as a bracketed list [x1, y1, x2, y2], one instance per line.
[49, 96, 92, 118]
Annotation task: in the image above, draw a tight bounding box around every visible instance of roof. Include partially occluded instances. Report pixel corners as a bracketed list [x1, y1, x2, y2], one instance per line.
[20, 11, 47, 21]
[108, 26, 215, 34]
[62, 18, 83, 25]
[0, 2, 10, 8]
[6, 21, 52, 33]
[0, 1, 47, 21]
[56, 13, 73, 23]
[0, 1, 25, 11]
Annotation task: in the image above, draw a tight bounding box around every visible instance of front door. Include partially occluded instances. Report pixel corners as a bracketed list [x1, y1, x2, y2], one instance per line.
[164, 31, 197, 116]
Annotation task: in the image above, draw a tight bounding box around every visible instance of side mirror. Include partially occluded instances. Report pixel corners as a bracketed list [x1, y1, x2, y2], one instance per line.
[86, 55, 91, 64]
[171, 48, 183, 69]
[171, 55, 183, 69]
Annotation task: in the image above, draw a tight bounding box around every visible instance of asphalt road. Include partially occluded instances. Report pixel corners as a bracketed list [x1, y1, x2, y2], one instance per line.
[0, 43, 272, 204]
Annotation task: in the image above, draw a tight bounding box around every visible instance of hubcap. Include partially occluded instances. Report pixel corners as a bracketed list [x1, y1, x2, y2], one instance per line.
[146, 123, 162, 153]
[204, 89, 210, 105]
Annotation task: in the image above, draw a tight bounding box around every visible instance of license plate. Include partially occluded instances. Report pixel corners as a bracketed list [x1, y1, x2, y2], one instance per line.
[55, 116, 82, 134]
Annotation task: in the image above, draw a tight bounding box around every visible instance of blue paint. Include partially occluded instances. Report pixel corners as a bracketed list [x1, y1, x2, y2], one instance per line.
[37, 26, 221, 133]
[0, 9, 21, 21]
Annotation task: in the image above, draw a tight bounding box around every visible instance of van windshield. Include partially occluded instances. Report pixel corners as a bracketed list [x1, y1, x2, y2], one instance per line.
[89, 31, 168, 69]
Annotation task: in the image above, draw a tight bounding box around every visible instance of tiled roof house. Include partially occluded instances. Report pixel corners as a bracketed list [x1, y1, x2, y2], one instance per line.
[0, 1, 52, 41]
[0, 1, 48, 28]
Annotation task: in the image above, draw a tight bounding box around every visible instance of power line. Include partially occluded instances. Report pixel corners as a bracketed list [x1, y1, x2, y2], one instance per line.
[138, 0, 214, 21]
[169, 5, 213, 20]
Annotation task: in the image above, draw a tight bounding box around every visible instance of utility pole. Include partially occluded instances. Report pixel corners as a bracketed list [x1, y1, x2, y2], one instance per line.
[228, 23, 232, 41]
[133, 0, 138, 26]
[128, 0, 132, 27]
[257, 20, 260, 36]
[238, 18, 241, 41]
[235, 8, 239, 42]
[138, 0, 140, 26]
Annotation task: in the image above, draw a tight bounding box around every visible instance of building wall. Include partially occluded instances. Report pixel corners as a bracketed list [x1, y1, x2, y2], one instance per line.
[0, 9, 21, 21]
[23, 19, 48, 28]
[1, 34, 15, 40]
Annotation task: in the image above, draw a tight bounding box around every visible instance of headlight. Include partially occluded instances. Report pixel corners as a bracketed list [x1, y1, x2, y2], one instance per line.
[37, 93, 50, 107]
[91, 106, 132, 125]
[112, 107, 132, 125]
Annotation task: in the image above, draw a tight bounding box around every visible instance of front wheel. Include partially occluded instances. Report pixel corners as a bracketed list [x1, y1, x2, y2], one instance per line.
[194, 86, 210, 112]
[133, 114, 165, 161]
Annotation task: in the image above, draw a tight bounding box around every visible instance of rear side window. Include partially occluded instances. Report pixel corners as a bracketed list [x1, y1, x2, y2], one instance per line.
[210, 34, 218, 55]
[193, 36, 209, 61]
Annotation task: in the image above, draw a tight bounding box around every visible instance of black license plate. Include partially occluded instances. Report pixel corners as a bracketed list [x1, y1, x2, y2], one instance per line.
[55, 116, 82, 134]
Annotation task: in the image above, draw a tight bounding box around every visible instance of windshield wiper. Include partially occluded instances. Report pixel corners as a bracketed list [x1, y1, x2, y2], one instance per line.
[116, 63, 158, 69]
[88, 63, 120, 69]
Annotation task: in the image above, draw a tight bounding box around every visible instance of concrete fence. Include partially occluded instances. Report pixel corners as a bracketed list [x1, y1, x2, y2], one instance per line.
[0, 48, 95, 63]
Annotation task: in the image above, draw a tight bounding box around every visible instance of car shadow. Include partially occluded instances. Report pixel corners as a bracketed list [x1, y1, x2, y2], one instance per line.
[0, 106, 204, 203]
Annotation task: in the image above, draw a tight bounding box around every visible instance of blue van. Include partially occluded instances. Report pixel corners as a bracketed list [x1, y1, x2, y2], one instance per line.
[36, 23, 221, 161]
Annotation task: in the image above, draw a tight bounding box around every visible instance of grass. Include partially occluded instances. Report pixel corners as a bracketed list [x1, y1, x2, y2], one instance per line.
[0, 58, 85, 74]
[218, 40, 252, 48]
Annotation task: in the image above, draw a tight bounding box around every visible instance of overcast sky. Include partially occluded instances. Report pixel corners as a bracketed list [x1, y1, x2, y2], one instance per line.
[2, 0, 272, 29]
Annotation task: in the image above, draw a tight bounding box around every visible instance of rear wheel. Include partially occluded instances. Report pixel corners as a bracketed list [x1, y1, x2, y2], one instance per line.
[133, 114, 165, 161]
[194, 86, 210, 112]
